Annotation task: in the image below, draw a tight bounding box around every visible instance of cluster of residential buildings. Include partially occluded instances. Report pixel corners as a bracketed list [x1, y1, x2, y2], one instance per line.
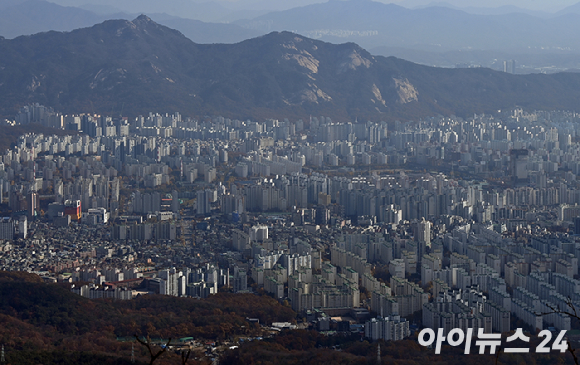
[2, 104, 580, 342]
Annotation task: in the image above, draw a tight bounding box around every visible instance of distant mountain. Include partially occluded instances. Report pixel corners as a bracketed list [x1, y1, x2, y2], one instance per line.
[0, 0, 31, 9]
[416, 2, 551, 17]
[0, 0, 117, 38]
[0, 0, 261, 44]
[7, 0, 580, 71]
[223, 0, 327, 12]
[3, 16, 580, 121]
[53, 0, 234, 22]
[236, 0, 580, 52]
[78, 3, 123, 14]
[556, 1, 580, 15]
[458, 5, 549, 17]
[155, 16, 262, 44]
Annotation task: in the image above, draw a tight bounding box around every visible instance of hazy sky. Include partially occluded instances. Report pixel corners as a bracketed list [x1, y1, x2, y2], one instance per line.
[214, 0, 580, 12]
[392, 0, 579, 11]
[48, 0, 580, 14]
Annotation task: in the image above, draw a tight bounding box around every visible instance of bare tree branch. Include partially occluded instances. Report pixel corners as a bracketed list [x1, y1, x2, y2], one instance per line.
[541, 298, 580, 320]
[540, 298, 579, 365]
[181, 349, 191, 365]
[568, 339, 579, 365]
[134, 334, 172, 365]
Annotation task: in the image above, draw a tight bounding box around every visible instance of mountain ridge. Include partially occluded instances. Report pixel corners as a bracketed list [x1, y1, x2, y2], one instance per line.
[3, 16, 580, 121]
[236, 0, 580, 52]
[0, 0, 261, 44]
[4, 0, 580, 73]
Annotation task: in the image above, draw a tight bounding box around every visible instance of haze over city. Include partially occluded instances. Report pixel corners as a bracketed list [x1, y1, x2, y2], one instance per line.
[2, 0, 580, 364]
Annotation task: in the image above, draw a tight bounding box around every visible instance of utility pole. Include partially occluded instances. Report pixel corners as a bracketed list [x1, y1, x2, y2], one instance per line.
[131, 343, 135, 364]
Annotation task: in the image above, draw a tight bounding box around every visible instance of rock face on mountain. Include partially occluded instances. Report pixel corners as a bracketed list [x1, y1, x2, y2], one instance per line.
[2, 15, 580, 121]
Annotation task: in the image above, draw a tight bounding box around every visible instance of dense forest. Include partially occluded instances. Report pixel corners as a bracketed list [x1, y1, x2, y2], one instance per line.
[0, 271, 294, 364]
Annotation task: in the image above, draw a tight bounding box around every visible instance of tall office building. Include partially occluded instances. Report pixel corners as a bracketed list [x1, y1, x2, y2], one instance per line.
[0, 217, 14, 240]
[27, 191, 37, 220]
[416, 218, 432, 265]
[503, 60, 516, 74]
[196, 189, 211, 216]
[171, 190, 180, 213]
[18, 216, 27, 239]
[574, 217, 580, 235]
[233, 266, 248, 293]
[510, 149, 529, 186]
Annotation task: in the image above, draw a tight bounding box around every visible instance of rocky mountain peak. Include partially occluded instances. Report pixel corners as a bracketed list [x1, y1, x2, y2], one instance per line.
[133, 14, 153, 25]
